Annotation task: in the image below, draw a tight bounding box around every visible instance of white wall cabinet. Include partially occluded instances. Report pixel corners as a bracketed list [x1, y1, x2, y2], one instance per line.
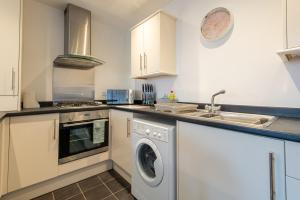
[8, 114, 59, 192]
[177, 121, 286, 200]
[131, 11, 176, 79]
[0, 0, 22, 111]
[287, 0, 300, 48]
[110, 110, 133, 176]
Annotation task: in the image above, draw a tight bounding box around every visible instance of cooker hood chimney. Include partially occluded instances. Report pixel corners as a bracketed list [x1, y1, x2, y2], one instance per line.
[54, 4, 105, 69]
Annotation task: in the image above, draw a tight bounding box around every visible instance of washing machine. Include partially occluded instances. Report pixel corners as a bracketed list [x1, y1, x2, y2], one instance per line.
[132, 118, 176, 200]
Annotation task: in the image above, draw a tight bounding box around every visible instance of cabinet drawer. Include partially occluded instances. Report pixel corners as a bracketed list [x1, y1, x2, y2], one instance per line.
[286, 141, 300, 179]
[287, 176, 300, 200]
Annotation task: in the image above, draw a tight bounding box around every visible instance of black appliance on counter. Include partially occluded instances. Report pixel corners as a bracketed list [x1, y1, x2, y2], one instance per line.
[58, 110, 109, 164]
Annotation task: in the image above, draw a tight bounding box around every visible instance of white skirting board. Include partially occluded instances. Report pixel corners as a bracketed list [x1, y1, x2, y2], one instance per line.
[1, 160, 112, 200]
[112, 162, 131, 184]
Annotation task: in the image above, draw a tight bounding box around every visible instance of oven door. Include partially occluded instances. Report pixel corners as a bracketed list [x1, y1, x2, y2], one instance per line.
[59, 119, 109, 164]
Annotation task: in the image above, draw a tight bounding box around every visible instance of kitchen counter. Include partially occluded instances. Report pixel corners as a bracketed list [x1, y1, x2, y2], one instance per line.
[1, 104, 300, 142]
[0, 105, 110, 120]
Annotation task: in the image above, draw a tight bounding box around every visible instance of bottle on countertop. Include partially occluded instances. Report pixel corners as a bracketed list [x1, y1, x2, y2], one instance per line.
[168, 91, 177, 102]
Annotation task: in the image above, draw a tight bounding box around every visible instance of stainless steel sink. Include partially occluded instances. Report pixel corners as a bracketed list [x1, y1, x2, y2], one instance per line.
[116, 105, 150, 109]
[183, 110, 276, 128]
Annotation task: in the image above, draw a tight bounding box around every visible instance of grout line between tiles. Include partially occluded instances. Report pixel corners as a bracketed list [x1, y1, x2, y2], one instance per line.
[62, 184, 83, 200]
[102, 194, 116, 200]
[98, 175, 119, 200]
[113, 187, 127, 195]
[77, 181, 104, 194]
[76, 183, 88, 200]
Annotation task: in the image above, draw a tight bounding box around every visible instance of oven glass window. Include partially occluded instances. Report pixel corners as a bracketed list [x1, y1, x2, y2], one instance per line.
[59, 120, 109, 161]
[69, 126, 101, 154]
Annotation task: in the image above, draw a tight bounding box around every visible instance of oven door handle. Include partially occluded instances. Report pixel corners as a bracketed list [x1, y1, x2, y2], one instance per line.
[62, 119, 108, 128]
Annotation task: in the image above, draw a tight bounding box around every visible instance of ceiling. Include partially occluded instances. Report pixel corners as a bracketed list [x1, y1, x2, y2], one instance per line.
[35, 0, 173, 30]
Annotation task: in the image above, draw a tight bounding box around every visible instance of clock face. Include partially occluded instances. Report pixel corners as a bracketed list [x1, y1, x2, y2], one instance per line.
[201, 7, 234, 41]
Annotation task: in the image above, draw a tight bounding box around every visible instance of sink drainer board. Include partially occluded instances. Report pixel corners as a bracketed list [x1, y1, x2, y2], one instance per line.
[183, 110, 277, 128]
[154, 103, 198, 114]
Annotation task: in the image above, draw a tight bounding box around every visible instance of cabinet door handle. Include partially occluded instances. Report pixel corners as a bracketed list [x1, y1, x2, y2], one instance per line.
[269, 152, 275, 200]
[11, 68, 15, 93]
[144, 53, 147, 70]
[140, 54, 142, 71]
[53, 119, 57, 140]
[127, 118, 131, 137]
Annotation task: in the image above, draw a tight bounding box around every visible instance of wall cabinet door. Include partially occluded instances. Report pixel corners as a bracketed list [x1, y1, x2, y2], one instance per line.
[131, 11, 176, 79]
[0, 0, 20, 95]
[143, 13, 160, 75]
[8, 114, 59, 192]
[287, 0, 300, 48]
[177, 121, 286, 200]
[131, 25, 144, 78]
[110, 110, 133, 175]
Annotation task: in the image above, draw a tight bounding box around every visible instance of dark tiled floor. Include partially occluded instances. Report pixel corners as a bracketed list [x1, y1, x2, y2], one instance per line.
[32, 170, 135, 200]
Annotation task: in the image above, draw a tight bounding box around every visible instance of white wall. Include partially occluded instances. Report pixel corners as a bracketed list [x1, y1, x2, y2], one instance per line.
[138, 0, 300, 108]
[22, 0, 131, 101]
[22, 0, 63, 101]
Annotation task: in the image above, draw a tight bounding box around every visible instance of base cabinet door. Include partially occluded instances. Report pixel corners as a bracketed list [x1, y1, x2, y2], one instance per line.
[8, 114, 59, 192]
[286, 176, 300, 200]
[177, 121, 286, 200]
[110, 110, 133, 175]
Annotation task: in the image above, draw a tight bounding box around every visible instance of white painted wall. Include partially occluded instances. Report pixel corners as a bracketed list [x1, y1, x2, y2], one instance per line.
[22, 0, 63, 101]
[137, 0, 300, 108]
[22, 0, 131, 101]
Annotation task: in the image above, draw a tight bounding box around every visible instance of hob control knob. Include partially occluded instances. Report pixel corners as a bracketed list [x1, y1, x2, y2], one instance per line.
[157, 133, 162, 138]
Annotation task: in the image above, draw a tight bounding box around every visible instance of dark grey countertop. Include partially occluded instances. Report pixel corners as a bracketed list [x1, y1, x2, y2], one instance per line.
[1, 105, 300, 142]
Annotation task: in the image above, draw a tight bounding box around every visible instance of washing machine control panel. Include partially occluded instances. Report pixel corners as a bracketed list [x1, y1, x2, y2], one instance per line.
[133, 121, 169, 143]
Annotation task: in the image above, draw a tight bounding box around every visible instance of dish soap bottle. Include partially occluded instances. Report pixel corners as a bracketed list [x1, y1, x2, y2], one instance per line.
[168, 91, 177, 103]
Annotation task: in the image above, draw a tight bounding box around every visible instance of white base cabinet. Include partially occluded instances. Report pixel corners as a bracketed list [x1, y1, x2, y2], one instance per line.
[177, 121, 286, 200]
[8, 114, 59, 192]
[110, 110, 133, 175]
[286, 176, 300, 200]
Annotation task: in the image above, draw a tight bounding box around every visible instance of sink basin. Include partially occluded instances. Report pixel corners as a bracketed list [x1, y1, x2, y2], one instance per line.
[116, 105, 150, 109]
[183, 110, 276, 128]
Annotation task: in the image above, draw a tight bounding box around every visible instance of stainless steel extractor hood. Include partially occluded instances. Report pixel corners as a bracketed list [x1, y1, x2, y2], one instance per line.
[54, 4, 105, 69]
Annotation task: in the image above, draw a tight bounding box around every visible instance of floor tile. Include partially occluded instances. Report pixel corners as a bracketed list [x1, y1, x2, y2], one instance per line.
[103, 195, 118, 200]
[105, 179, 127, 193]
[84, 184, 112, 200]
[32, 193, 53, 200]
[115, 189, 135, 200]
[98, 170, 118, 183]
[78, 175, 102, 192]
[53, 184, 81, 200]
[68, 194, 85, 200]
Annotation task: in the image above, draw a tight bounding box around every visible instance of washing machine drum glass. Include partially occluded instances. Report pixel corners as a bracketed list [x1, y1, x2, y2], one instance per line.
[136, 138, 164, 187]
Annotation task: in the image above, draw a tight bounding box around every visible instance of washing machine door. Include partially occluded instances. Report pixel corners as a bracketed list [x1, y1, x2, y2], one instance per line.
[135, 138, 164, 187]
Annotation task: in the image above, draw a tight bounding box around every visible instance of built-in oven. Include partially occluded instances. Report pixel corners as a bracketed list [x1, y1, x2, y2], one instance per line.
[59, 110, 109, 164]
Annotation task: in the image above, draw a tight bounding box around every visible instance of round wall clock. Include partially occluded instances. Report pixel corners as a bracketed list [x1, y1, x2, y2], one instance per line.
[200, 7, 234, 41]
